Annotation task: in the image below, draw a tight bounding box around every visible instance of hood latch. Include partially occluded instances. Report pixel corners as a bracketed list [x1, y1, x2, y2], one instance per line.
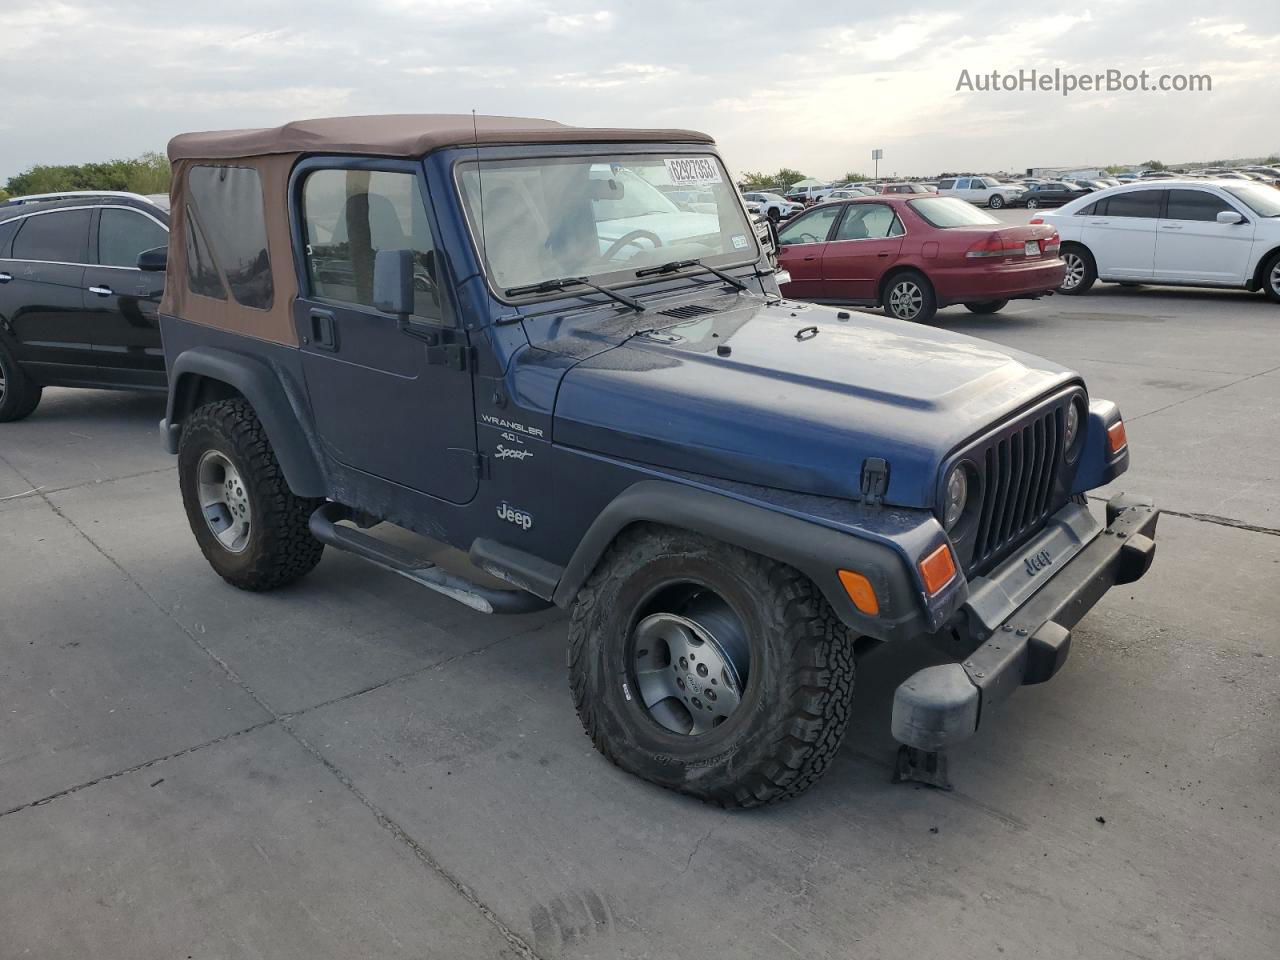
[860, 457, 890, 505]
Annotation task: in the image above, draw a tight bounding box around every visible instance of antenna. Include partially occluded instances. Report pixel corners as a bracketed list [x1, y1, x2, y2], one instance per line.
[472, 109, 489, 270]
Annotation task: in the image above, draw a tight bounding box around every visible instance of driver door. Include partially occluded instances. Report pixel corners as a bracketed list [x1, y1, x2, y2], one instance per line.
[294, 162, 478, 505]
[776, 204, 841, 298]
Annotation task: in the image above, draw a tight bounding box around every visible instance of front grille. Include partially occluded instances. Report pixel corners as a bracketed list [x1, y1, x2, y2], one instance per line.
[970, 403, 1066, 570]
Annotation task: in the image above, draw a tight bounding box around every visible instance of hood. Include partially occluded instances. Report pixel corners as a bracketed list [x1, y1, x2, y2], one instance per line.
[552, 299, 1076, 508]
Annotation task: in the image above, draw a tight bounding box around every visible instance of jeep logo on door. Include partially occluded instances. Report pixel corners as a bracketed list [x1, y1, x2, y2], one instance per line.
[1024, 549, 1053, 576]
[497, 502, 532, 530]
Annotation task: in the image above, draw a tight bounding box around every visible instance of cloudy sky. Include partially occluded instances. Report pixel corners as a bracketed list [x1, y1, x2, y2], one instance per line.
[2, 0, 1277, 182]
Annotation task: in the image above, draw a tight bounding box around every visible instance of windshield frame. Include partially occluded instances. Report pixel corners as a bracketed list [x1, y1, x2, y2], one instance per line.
[450, 144, 761, 306]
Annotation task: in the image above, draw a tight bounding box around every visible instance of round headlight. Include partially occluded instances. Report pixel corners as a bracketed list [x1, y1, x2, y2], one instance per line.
[1064, 401, 1081, 453]
[943, 467, 968, 530]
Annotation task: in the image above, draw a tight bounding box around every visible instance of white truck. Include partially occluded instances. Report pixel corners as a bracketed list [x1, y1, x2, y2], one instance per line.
[936, 176, 1027, 209]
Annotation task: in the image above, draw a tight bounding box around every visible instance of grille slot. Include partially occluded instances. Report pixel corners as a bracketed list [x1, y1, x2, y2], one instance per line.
[658, 304, 717, 320]
[972, 405, 1063, 567]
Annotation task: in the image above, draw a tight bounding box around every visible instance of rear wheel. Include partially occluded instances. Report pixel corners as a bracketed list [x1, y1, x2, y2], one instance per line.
[1263, 252, 1280, 303]
[0, 341, 42, 423]
[1058, 245, 1097, 295]
[964, 300, 1009, 314]
[767, 207, 781, 223]
[883, 271, 938, 323]
[568, 526, 855, 807]
[178, 398, 325, 591]
[988, 194, 1005, 209]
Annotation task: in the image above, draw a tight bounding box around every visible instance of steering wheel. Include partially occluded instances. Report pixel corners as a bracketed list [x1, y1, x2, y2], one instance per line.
[602, 229, 662, 261]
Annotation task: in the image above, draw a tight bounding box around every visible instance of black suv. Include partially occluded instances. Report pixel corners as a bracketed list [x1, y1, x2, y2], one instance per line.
[0, 191, 169, 421]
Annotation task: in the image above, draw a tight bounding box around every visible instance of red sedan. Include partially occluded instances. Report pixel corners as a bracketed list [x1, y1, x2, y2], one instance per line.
[776, 195, 1064, 323]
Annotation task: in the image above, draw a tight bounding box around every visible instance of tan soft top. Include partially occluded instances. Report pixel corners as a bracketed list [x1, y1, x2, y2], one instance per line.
[168, 113, 714, 162]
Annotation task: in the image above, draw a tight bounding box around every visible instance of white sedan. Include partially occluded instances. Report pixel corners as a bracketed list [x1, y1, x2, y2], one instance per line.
[1036, 180, 1280, 303]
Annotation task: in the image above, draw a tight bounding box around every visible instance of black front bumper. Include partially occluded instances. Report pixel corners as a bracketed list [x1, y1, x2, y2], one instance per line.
[892, 493, 1158, 750]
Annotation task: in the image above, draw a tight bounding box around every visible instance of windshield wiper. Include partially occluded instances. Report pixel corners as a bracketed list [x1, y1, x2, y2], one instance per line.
[634, 258, 749, 292]
[504, 276, 644, 311]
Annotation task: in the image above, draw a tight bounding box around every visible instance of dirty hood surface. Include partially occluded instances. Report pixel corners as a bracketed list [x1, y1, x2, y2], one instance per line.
[551, 298, 1077, 508]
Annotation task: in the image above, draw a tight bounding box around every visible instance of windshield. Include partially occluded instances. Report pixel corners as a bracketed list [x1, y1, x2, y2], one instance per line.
[908, 196, 1001, 227]
[1224, 184, 1280, 217]
[457, 153, 757, 293]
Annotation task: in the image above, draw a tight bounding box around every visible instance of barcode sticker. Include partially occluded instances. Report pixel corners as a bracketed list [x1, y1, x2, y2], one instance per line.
[664, 157, 722, 185]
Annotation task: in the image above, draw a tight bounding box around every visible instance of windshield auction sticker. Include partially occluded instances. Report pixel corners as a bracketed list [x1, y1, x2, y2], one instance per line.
[664, 157, 722, 185]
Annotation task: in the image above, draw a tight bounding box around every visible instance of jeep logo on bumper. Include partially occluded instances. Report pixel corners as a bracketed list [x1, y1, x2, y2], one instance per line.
[1024, 549, 1053, 576]
[497, 502, 533, 530]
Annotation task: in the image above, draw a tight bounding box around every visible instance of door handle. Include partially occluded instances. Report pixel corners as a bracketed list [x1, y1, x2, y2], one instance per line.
[88, 285, 113, 296]
[877, 251, 891, 258]
[803, 255, 818, 261]
[0, 272, 11, 283]
[1160, 224, 1182, 230]
[309, 309, 337, 350]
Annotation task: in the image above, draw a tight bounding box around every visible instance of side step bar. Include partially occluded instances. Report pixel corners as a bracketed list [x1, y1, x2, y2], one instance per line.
[308, 503, 552, 615]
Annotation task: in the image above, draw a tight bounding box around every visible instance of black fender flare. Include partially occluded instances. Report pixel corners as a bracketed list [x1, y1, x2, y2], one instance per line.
[161, 346, 327, 497]
[552, 479, 927, 640]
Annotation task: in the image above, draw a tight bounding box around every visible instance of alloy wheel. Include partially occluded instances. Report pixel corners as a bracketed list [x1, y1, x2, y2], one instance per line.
[1271, 261, 1280, 297]
[1061, 253, 1086, 291]
[196, 450, 252, 554]
[889, 280, 924, 320]
[0, 368, 6, 404]
[630, 590, 750, 736]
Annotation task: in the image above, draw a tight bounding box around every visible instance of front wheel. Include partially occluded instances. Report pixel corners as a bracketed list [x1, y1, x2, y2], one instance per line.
[1058, 245, 1097, 295]
[883, 271, 938, 323]
[767, 207, 781, 223]
[1025, 197, 1040, 209]
[568, 526, 855, 807]
[965, 300, 1009, 314]
[178, 398, 325, 591]
[988, 194, 1005, 209]
[0, 341, 42, 423]
[1263, 252, 1280, 304]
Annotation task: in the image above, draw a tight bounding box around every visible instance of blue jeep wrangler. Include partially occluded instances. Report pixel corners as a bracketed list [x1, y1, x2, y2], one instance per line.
[151, 115, 1157, 806]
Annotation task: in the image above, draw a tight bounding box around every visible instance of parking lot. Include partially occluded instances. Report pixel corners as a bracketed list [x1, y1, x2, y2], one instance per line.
[1, 280, 1277, 958]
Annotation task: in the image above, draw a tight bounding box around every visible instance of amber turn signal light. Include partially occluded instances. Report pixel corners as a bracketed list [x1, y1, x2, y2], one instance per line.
[918, 544, 957, 596]
[1107, 420, 1128, 454]
[838, 570, 880, 616]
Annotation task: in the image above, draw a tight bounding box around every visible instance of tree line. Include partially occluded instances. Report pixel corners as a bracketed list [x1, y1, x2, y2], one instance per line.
[1, 152, 169, 201]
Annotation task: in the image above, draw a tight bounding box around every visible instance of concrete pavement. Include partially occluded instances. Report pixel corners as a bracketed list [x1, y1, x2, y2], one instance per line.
[1, 284, 1277, 959]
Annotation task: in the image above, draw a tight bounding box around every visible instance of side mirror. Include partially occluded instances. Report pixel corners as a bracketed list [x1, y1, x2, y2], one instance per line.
[1217, 211, 1246, 225]
[373, 249, 414, 315]
[136, 246, 168, 271]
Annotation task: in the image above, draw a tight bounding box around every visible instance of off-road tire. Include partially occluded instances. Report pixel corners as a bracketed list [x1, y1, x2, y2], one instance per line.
[965, 300, 1009, 314]
[0, 342, 42, 422]
[1058, 244, 1097, 295]
[568, 525, 855, 808]
[1262, 251, 1280, 304]
[178, 398, 324, 591]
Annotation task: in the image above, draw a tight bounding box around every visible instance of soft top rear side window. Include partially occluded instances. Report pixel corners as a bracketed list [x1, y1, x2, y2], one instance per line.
[187, 165, 274, 309]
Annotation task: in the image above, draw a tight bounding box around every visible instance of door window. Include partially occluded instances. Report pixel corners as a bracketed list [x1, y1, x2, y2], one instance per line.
[778, 205, 841, 245]
[1105, 190, 1164, 219]
[1165, 189, 1236, 222]
[97, 208, 168, 268]
[11, 209, 91, 263]
[955, 178, 971, 189]
[834, 204, 902, 241]
[301, 169, 444, 322]
[937, 180, 956, 190]
[0, 218, 19, 256]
